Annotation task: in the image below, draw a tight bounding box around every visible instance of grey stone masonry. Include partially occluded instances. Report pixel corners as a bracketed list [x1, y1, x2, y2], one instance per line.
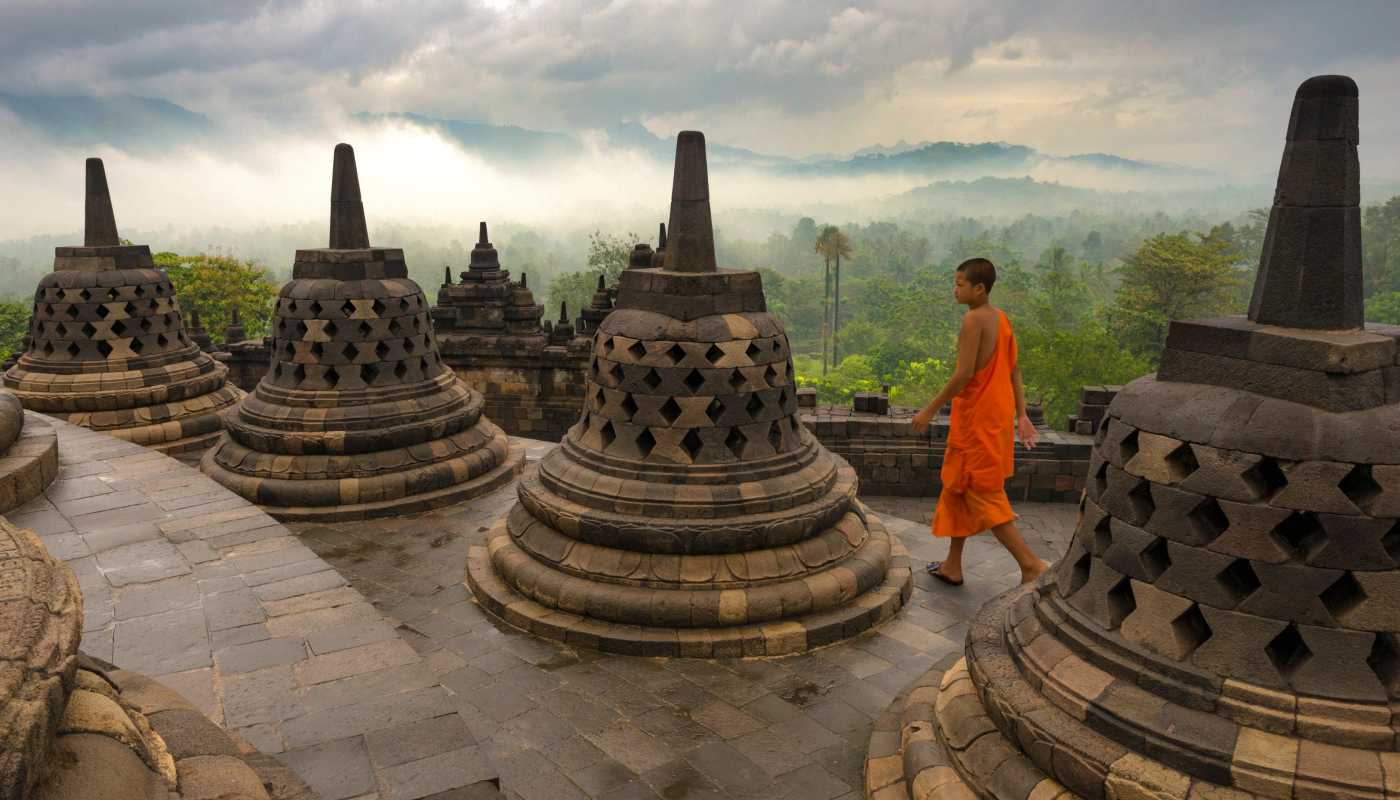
[9, 418, 496, 800]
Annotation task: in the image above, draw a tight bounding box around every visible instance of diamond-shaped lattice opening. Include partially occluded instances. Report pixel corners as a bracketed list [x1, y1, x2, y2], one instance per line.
[590, 388, 605, 413]
[292, 320, 307, 338]
[388, 318, 404, 337]
[596, 419, 615, 450]
[620, 393, 639, 421]
[338, 300, 355, 317]
[745, 393, 764, 419]
[683, 369, 705, 393]
[372, 299, 387, 316]
[706, 398, 724, 425]
[597, 336, 613, 358]
[1321, 572, 1368, 622]
[1140, 537, 1172, 581]
[1105, 575, 1137, 630]
[290, 364, 306, 384]
[65, 342, 80, 358]
[1217, 559, 1261, 607]
[107, 288, 120, 301]
[140, 317, 153, 333]
[764, 364, 779, 387]
[1247, 457, 1289, 498]
[1188, 497, 1229, 543]
[628, 340, 647, 362]
[606, 361, 624, 387]
[729, 369, 746, 392]
[1067, 551, 1093, 596]
[357, 321, 373, 338]
[360, 364, 379, 384]
[323, 366, 339, 386]
[1265, 624, 1312, 679]
[1115, 427, 1141, 464]
[643, 368, 662, 391]
[376, 341, 391, 360]
[96, 340, 112, 358]
[1092, 459, 1110, 499]
[1275, 512, 1327, 563]
[79, 322, 97, 339]
[746, 341, 762, 362]
[310, 342, 323, 360]
[1368, 634, 1400, 695]
[1170, 604, 1212, 657]
[53, 322, 66, 338]
[324, 320, 338, 337]
[680, 429, 704, 462]
[659, 397, 681, 425]
[1165, 442, 1200, 483]
[725, 427, 747, 459]
[403, 338, 417, 355]
[308, 300, 322, 316]
[97, 304, 115, 319]
[1342, 464, 1384, 512]
[768, 420, 785, 453]
[129, 338, 144, 354]
[134, 285, 147, 298]
[78, 289, 91, 302]
[705, 344, 724, 365]
[336, 342, 355, 362]
[635, 428, 656, 459]
[666, 343, 687, 366]
[394, 360, 409, 381]
[1384, 521, 1400, 564]
[40, 342, 53, 358]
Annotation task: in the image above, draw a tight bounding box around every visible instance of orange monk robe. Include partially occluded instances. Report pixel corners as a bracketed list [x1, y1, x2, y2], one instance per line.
[932, 310, 1018, 538]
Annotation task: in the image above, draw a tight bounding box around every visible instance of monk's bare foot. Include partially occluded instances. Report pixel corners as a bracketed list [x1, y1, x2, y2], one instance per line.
[1019, 560, 1049, 585]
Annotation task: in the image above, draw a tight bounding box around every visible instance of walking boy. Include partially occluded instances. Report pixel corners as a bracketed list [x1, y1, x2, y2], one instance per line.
[910, 258, 1048, 586]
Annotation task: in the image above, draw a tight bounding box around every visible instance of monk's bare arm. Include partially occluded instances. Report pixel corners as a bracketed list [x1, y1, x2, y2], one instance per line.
[911, 315, 982, 433]
[1010, 362, 1040, 448]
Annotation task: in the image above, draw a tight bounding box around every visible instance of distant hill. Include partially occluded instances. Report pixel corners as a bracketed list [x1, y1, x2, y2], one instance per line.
[0, 93, 212, 153]
[0, 91, 1227, 187]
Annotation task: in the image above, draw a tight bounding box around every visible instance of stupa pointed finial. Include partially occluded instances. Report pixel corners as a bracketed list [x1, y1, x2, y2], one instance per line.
[84, 158, 120, 247]
[231, 308, 240, 324]
[189, 308, 201, 327]
[597, 274, 606, 290]
[444, 266, 452, 285]
[328, 143, 371, 249]
[658, 222, 667, 250]
[663, 132, 716, 273]
[479, 222, 489, 245]
[1248, 75, 1362, 330]
[521, 272, 527, 288]
[559, 302, 568, 323]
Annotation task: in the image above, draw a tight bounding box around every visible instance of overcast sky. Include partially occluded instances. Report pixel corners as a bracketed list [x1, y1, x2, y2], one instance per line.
[2, 0, 1398, 237]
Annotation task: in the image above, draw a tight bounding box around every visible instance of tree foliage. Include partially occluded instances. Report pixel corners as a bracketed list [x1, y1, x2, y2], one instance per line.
[0, 302, 29, 360]
[153, 249, 279, 342]
[1109, 231, 1242, 364]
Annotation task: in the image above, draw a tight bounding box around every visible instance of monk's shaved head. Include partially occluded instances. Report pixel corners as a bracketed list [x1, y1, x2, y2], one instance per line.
[957, 258, 996, 294]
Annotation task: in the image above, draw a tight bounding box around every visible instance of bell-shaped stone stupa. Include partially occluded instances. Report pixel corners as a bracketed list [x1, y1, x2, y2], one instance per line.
[468, 132, 911, 657]
[201, 144, 521, 521]
[869, 76, 1400, 800]
[3, 159, 244, 453]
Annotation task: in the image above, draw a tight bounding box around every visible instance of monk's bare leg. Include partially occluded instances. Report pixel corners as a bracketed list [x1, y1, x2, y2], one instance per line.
[936, 536, 967, 583]
[990, 520, 1048, 584]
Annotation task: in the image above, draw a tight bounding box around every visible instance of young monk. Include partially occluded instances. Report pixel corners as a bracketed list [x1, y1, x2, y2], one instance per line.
[910, 258, 1048, 586]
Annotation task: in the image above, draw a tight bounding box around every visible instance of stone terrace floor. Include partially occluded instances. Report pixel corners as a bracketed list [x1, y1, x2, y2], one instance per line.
[11, 423, 1080, 800]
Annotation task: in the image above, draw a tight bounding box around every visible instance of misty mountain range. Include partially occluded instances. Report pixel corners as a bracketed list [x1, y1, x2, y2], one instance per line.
[1, 91, 1225, 185]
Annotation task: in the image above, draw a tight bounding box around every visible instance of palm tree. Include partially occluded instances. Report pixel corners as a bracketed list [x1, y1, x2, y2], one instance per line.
[815, 225, 837, 375]
[824, 229, 853, 367]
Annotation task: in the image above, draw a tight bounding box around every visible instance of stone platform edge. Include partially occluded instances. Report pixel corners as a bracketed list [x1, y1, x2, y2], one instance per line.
[0, 411, 59, 515]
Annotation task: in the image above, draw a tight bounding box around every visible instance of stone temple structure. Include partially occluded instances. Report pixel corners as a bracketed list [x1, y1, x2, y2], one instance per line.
[3, 159, 244, 454]
[432, 224, 592, 442]
[867, 75, 1400, 800]
[468, 131, 911, 657]
[201, 144, 520, 521]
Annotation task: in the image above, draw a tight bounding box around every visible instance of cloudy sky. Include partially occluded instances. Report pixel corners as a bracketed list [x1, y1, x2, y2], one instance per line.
[2, 0, 1398, 237]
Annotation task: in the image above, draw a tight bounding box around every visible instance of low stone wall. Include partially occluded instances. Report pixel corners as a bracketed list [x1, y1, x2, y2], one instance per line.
[437, 337, 590, 443]
[801, 403, 1093, 501]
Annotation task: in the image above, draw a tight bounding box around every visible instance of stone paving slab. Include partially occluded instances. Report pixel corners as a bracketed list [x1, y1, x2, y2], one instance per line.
[290, 448, 1080, 800]
[6, 418, 498, 800]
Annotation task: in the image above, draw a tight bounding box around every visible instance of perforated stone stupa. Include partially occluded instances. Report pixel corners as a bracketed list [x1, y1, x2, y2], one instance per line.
[468, 132, 911, 657]
[871, 76, 1400, 800]
[201, 144, 520, 521]
[3, 159, 244, 454]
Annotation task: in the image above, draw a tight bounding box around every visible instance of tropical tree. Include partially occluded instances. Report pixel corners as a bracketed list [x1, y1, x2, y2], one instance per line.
[153, 249, 280, 341]
[819, 228, 853, 366]
[1110, 231, 1243, 364]
[0, 301, 29, 360]
[586, 230, 640, 285]
[815, 225, 836, 374]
